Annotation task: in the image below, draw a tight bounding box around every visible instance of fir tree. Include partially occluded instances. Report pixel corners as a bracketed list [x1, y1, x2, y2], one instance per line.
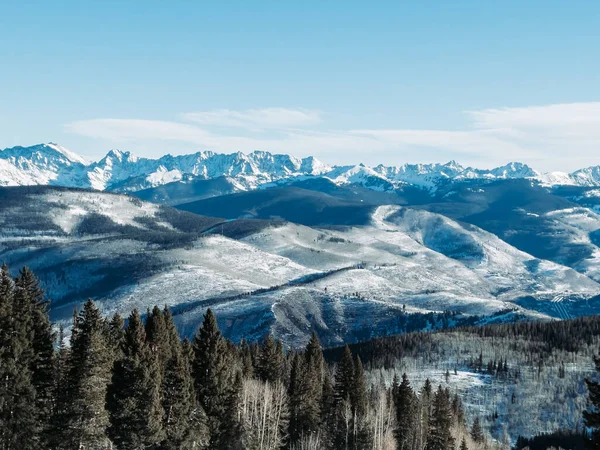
[162, 338, 198, 449]
[585, 355, 600, 450]
[426, 386, 455, 450]
[460, 437, 469, 450]
[332, 345, 355, 450]
[395, 373, 416, 450]
[259, 334, 285, 383]
[16, 267, 56, 446]
[107, 309, 165, 449]
[351, 355, 370, 449]
[334, 345, 355, 405]
[63, 299, 112, 449]
[288, 352, 306, 443]
[0, 265, 39, 450]
[48, 325, 70, 449]
[470, 417, 484, 444]
[192, 309, 238, 449]
[289, 333, 325, 444]
[239, 339, 255, 379]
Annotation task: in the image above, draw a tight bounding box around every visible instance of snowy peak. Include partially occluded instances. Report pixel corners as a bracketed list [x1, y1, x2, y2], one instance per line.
[571, 165, 600, 186]
[0, 143, 599, 193]
[1, 143, 87, 166]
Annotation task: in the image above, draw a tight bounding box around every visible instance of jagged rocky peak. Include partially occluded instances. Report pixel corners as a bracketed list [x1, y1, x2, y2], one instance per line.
[0, 142, 599, 192]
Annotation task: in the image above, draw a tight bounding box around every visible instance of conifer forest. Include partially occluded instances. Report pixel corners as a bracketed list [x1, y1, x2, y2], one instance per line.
[1, 264, 600, 450]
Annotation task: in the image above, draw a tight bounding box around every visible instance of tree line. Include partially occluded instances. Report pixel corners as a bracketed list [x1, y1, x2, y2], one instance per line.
[0, 264, 492, 450]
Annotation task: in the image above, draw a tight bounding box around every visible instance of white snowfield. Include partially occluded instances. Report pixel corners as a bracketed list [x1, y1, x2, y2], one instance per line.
[1, 188, 600, 347]
[3, 143, 600, 193]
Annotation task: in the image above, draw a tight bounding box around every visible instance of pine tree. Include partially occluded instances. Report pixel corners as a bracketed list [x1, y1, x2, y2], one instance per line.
[425, 386, 455, 450]
[63, 299, 112, 449]
[107, 309, 165, 449]
[259, 334, 285, 383]
[289, 333, 325, 444]
[239, 339, 255, 379]
[395, 373, 416, 450]
[332, 345, 355, 450]
[159, 306, 205, 449]
[351, 355, 370, 449]
[470, 417, 484, 445]
[334, 345, 355, 405]
[107, 312, 125, 357]
[585, 355, 600, 450]
[0, 264, 39, 450]
[162, 337, 198, 449]
[289, 352, 306, 443]
[460, 437, 469, 450]
[146, 305, 172, 365]
[192, 309, 238, 449]
[16, 267, 56, 446]
[416, 379, 433, 450]
[48, 325, 70, 449]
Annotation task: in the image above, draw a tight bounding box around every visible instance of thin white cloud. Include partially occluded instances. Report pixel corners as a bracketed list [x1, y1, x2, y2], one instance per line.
[65, 103, 600, 171]
[467, 102, 600, 130]
[181, 108, 322, 130]
[66, 119, 213, 143]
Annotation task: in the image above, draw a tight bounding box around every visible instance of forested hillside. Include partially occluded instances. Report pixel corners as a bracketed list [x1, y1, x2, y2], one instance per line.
[1, 264, 600, 449]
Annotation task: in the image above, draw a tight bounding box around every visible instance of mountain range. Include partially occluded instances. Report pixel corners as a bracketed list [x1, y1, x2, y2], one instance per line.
[2, 143, 600, 347]
[3, 143, 600, 195]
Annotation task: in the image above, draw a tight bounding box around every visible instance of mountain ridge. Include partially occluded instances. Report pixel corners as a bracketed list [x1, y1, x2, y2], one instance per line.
[2, 143, 600, 193]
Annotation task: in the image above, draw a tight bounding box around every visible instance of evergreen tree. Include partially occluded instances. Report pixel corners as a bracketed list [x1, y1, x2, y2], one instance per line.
[16, 267, 56, 446]
[259, 334, 285, 383]
[351, 355, 370, 449]
[288, 352, 306, 443]
[239, 339, 255, 379]
[192, 309, 238, 449]
[395, 373, 416, 450]
[162, 337, 198, 449]
[416, 379, 433, 450]
[332, 345, 355, 450]
[585, 355, 600, 450]
[425, 386, 455, 450]
[470, 417, 484, 444]
[63, 299, 112, 449]
[146, 305, 172, 366]
[0, 264, 39, 450]
[48, 325, 70, 449]
[460, 437, 469, 450]
[107, 312, 125, 357]
[289, 333, 325, 444]
[452, 394, 466, 428]
[334, 345, 355, 405]
[107, 309, 165, 449]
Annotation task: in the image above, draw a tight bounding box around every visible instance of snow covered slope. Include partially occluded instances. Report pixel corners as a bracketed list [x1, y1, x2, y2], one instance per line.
[2, 186, 598, 347]
[3, 143, 600, 195]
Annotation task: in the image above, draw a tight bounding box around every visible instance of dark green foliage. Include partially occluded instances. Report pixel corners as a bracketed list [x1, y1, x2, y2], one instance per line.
[16, 268, 56, 445]
[192, 309, 239, 449]
[107, 309, 165, 449]
[585, 356, 600, 450]
[334, 345, 355, 405]
[0, 265, 517, 450]
[259, 334, 285, 383]
[63, 299, 113, 449]
[426, 386, 455, 450]
[395, 373, 416, 450]
[470, 416, 484, 444]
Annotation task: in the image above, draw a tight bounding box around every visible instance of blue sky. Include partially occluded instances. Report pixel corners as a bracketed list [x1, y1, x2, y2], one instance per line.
[1, 1, 599, 171]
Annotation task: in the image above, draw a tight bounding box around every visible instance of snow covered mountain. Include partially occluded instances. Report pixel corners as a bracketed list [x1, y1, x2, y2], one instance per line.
[2, 143, 600, 194]
[1, 185, 600, 347]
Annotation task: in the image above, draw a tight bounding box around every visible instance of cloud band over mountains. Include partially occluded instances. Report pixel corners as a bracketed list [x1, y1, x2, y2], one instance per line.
[65, 103, 600, 171]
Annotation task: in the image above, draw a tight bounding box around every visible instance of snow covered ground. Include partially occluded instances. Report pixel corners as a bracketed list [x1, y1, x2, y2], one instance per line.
[1, 187, 600, 347]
